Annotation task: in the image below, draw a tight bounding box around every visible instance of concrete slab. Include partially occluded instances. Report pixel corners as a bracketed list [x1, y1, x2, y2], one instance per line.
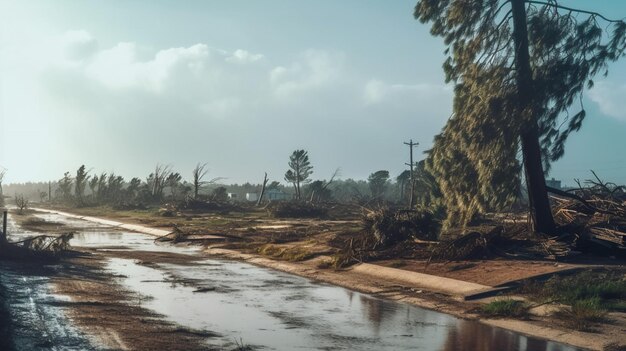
[351, 263, 489, 296]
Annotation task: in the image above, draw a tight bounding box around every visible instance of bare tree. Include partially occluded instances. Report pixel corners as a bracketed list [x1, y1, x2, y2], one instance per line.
[15, 194, 29, 213]
[257, 172, 269, 206]
[147, 164, 172, 200]
[191, 163, 221, 200]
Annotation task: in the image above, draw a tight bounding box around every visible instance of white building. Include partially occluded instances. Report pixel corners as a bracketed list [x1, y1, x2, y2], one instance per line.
[246, 193, 258, 202]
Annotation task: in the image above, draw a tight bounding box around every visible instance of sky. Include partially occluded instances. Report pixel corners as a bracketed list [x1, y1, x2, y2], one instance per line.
[1, 0, 626, 186]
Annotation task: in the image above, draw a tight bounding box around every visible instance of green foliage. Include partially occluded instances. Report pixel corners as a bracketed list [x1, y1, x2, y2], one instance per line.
[210, 186, 228, 203]
[367, 170, 390, 199]
[74, 165, 88, 204]
[362, 207, 441, 247]
[555, 297, 608, 331]
[415, 0, 626, 228]
[481, 299, 528, 318]
[284, 150, 313, 200]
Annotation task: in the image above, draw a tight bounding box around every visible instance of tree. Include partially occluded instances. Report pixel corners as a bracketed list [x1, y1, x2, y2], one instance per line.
[146, 164, 171, 201]
[284, 150, 313, 200]
[166, 172, 182, 199]
[415, 0, 625, 232]
[0, 169, 5, 207]
[368, 170, 390, 199]
[74, 165, 89, 204]
[396, 170, 411, 202]
[191, 163, 221, 200]
[88, 175, 99, 201]
[15, 194, 29, 213]
[58, 172, 73, 201]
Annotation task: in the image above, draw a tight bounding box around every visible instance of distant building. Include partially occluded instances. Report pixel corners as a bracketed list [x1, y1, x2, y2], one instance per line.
[246, 193, 258, 202]
[227, 193, 238, 200]
[265, 188, 291, 201]
[546, 178, 562, 189]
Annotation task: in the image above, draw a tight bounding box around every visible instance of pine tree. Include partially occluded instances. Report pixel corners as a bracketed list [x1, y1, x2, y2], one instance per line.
[415, 0, 625, 232]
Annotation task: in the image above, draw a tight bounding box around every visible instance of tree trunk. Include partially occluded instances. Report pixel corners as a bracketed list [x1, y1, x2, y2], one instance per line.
[257, 172, 268, 206]
[511, 0, 556, 234]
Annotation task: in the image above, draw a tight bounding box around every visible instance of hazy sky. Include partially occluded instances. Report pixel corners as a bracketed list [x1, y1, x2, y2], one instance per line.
[1, 0, 626, 186]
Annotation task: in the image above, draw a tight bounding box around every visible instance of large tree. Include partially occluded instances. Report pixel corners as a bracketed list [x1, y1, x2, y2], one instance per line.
[284, 150, 313, 200]
[368, 170, 390, 199]
[415, 0, 625, 232]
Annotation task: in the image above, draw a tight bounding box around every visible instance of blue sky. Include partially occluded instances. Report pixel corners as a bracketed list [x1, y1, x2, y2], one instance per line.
[1, 0, 625, 186]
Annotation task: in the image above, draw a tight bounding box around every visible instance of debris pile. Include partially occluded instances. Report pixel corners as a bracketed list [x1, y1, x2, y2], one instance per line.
[266, 202, 328, 218]
[551, 171, 626, 251]
[362, 207, 439, 248]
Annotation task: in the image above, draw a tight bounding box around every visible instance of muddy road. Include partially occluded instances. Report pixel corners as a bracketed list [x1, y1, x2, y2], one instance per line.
[0, 210, 584, 350]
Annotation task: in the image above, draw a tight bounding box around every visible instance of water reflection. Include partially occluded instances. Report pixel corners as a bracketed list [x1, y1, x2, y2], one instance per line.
[12, 211, 584, 351]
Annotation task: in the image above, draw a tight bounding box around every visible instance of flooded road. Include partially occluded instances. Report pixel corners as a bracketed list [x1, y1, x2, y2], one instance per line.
[3, 211, 584, 350]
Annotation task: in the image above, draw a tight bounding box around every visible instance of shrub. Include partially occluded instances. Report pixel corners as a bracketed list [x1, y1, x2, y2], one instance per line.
[481, 299, 529, 318]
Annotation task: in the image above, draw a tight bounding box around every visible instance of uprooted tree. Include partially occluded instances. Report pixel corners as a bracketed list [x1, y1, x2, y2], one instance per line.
[415, 0, 626, 232]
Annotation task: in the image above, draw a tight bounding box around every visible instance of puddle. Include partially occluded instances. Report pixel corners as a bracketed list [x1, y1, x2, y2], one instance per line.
[4, 211, 584, 350]
[106, 258, 582, 351]
[0, 263, 96, 351]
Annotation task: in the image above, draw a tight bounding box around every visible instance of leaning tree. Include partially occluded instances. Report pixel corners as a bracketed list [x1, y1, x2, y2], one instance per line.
[415, 0, 626, 232]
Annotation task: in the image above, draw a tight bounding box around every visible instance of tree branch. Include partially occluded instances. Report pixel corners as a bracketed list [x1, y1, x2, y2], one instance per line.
[525, 0, 625, 23]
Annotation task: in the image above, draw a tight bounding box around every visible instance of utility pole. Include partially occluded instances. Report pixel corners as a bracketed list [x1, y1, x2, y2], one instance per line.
[404, 139, 419, 209]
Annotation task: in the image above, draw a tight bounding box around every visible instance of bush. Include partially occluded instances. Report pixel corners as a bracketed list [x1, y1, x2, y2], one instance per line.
[266, 202, 328, 218]
[555, 298, 608, 331]
[362, 207, 440, 248]
[481, 299, 528, 318]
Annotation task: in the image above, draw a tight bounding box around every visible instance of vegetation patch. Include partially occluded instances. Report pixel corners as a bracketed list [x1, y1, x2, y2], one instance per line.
[554, 298, 608, 332]
[267, 202, 328, 218]
[520, 270, 626, 310]
[481, 299, 529, 318]
[257, 244, 317, 262]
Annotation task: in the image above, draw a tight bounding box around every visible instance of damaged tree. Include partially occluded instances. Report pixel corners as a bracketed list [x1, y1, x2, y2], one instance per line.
[415, 0, 626, 233]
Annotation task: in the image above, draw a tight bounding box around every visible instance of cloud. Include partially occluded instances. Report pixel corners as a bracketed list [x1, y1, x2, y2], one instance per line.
[269, 50, 344, 99]
[61, 30, 98, 60]
[363, 79, 452, 105]
[16, 30, 454, 183]
[226, 49, 264, 64]
[588, 81, 626, 121]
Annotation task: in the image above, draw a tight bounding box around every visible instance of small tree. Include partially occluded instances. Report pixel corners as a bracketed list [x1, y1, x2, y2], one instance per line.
[74, 165, 89, 205]
[284, 150, 313, 200]
[368, 170, 390, 199]
[58, 172, 73, 202]
[15, 194, 29, 213]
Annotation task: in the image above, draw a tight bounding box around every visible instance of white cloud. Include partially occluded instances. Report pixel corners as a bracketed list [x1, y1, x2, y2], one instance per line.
[269, 50, 344, 99]
[6, 30, 454, 183]
[83, 42, 211, 92]
[226, 49, 264, 64]
[363, 79, 452, 106]
[61, 30, 98, 60]
[588, 81, 626, 122]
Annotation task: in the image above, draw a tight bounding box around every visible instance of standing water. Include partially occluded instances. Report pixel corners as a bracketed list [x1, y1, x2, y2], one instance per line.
[8, 212, 583, 350]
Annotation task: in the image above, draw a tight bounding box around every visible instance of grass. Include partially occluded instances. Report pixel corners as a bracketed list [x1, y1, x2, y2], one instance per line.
[518, 269, 626, 331]
[520, 270, 626, 311]
[554, 298, 608, 331]
[257, 244, 317, 262]
[481, 299, 529, 318]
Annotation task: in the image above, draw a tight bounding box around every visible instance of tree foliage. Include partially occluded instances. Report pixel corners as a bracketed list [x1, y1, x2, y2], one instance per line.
[415, 0, 626, 229]
[284, 150, 313, 200]
[368, 170, 390, 199]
